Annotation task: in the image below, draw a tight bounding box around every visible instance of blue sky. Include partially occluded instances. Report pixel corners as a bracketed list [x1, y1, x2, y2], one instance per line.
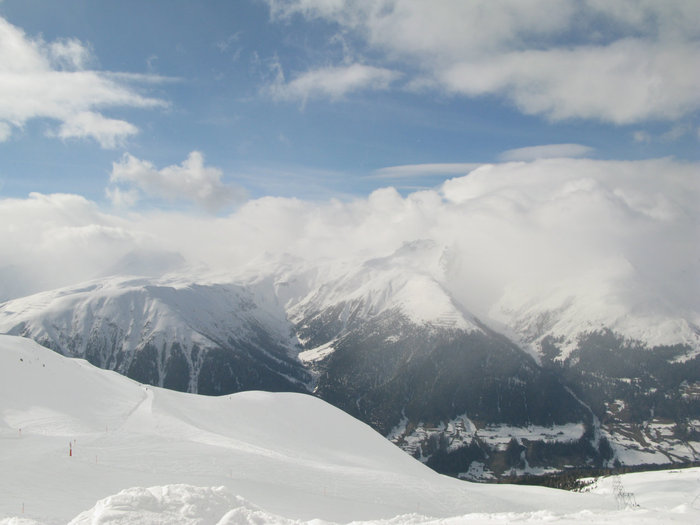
[0, 0, 699, 210]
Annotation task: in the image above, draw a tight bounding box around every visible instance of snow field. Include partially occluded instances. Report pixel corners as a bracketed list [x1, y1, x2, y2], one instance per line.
[1, 335, 698, 524]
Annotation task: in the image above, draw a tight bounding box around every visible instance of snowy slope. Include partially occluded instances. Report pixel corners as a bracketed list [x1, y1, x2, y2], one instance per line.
[1, 335, 698, 524]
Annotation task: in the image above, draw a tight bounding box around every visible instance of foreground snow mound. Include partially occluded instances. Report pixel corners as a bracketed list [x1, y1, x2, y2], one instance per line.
[67, 469, 700, 525]
[68, 486, 273, 525]
[0, 518, 46, 525]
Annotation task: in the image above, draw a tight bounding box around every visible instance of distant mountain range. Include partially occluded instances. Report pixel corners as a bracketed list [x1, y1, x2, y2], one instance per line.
[1, 240, 698, 479]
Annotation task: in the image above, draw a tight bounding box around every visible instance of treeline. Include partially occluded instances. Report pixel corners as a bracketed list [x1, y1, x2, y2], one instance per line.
[498, 461, 700, 491]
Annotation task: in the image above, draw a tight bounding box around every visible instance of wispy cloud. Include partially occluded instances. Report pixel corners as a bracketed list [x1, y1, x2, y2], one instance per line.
[633, 123, 697, 144]
[372, 163, 482, 179]
[0, 16, 167, 148]
[267, 62, 401, 104]
[498, 144, 594, 162]
[633, 130, 653, 144]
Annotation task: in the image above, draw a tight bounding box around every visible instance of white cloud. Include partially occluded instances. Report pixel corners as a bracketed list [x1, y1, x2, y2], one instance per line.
[2, 158, 697, 328]
[105, 186, 140, 209]
[267, 0, 574, 58]
[499, 144, 594, 162]
[0, 16, 166, 148]
[264, 0, 700, 124]
[55, 111, 138, 149]
[372, 163, 482, 179]
[269, 63, 400, 103]
[109, 151, 246, 212]
[439, 40, 700, 124]
[49, 38, 93, 70]
[0, 193, 145, 298]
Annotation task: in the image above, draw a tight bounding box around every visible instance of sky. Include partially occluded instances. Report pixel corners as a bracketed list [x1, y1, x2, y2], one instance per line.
[0, 0, 698, 319]
[0, 0, 698, 205]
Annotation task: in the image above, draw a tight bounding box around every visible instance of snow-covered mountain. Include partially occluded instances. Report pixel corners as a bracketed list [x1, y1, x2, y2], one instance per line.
[0, 275, 310, 394]
[480, 280, 700, 472]
[288, 240, 480, 337]
[0, 238, 698, 481]
[2, 334, 698, 525]
[276, 241, 699, 477]
[491, 281, 700, 362]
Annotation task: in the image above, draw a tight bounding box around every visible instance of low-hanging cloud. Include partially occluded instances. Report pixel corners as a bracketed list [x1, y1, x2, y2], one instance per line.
[0, 193, 148, 299]
[0, 16, 166, 148]
[264, 0, 700, 124]
[108, 151, 246, 212]
[2, 158, 697, 332]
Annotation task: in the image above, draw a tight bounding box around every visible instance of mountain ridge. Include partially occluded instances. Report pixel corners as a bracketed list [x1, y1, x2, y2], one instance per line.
[0, 242, 698, 480]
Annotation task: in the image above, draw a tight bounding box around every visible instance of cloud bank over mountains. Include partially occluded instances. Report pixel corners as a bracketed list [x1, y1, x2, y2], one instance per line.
[265, 0, 700, 125]
[0, 3, 696, 344]
[2, 156, 697, 332]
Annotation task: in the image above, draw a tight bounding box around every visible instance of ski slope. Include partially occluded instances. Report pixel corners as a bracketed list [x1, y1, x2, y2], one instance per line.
[0, 335, 698, 524]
